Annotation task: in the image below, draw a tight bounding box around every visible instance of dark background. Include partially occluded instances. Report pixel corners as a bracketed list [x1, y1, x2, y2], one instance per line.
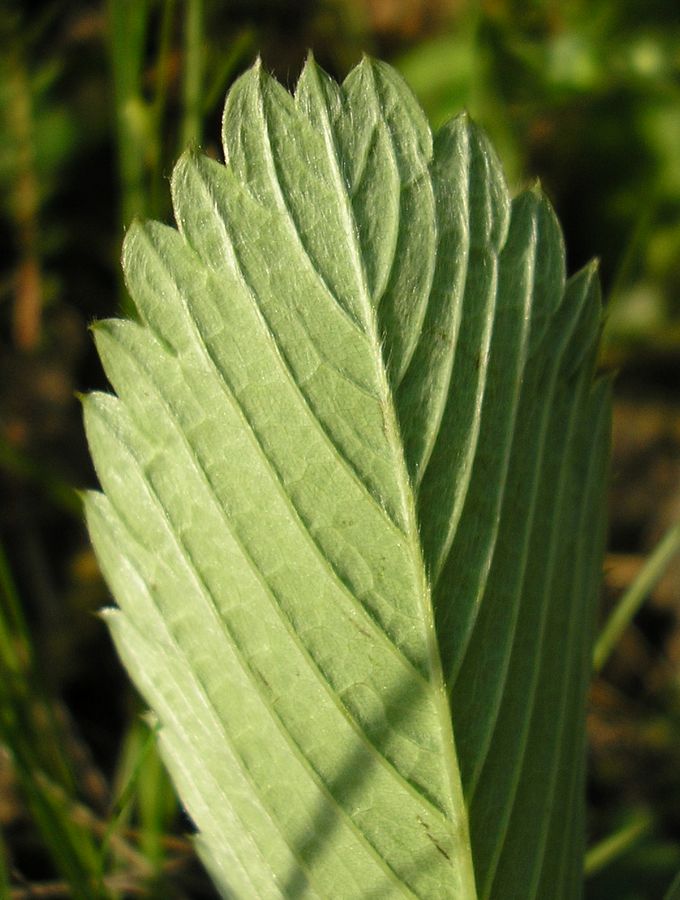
[2, 1, 680, 897]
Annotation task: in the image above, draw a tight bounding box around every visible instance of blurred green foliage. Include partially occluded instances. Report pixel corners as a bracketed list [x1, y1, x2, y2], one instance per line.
[396, 0, 680, 354]
[1, 0, 680, 896]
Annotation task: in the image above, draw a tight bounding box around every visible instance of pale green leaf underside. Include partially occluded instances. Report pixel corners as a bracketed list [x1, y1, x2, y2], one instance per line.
[85, 56, 610, 899]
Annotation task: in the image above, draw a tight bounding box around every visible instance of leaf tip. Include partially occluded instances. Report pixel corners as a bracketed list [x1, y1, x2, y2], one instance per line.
[87, 319, 123, 362]
[298, 48, 321, 86]
[74, 488, 99, 520]
[352, 51, 380, 85]
[584, 258, 602, 300]
[98, 606, 121, 627]
[169, 148, 195, 208]
[121, 217, 146, 269]
[79, 485, 101, 506]
[88, 316, 111, 337]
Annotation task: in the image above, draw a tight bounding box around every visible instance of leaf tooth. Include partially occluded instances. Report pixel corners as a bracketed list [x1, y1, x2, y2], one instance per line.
[346, 56, 433, 169]
[295, 54, 345, 127]
[560, 261, 602, 377]
[338, 55, 437, 384]
[524, 190, 567, 356]
[373, 161, 435, 388]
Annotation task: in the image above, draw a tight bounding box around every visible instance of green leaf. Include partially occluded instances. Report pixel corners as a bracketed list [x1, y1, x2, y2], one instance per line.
[85, 56, 610, 898]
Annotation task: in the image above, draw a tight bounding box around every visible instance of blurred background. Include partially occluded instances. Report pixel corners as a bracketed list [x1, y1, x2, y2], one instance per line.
[1, 0, 680, 897]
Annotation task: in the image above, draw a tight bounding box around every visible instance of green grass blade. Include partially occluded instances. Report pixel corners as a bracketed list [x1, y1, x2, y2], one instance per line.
[594, 520, 680, 672]
[584, 810, 653, 878]
[107, 0, 151, 226]
[0, 549, 104, 898]
[98, 715, 173, 888]
[180, 0, 204, 149]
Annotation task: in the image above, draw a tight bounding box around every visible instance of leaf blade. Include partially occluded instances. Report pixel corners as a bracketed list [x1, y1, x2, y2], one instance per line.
[86, 55, 609, 900]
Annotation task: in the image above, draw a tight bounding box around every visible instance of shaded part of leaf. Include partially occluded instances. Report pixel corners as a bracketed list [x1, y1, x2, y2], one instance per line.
[538, 377, 611, 900]
[451, 264, 596, 812]
[432, 188, 564, 686]
[397, 114, 510, 520]
[452, 273, 592, 896]
[463, 278, 605, 899]
[480, 362, 604, 900]
[523, 185, 566, 357]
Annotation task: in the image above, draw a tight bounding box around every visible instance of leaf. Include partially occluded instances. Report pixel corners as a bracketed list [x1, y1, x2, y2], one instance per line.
[84, 56, 610, 898]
